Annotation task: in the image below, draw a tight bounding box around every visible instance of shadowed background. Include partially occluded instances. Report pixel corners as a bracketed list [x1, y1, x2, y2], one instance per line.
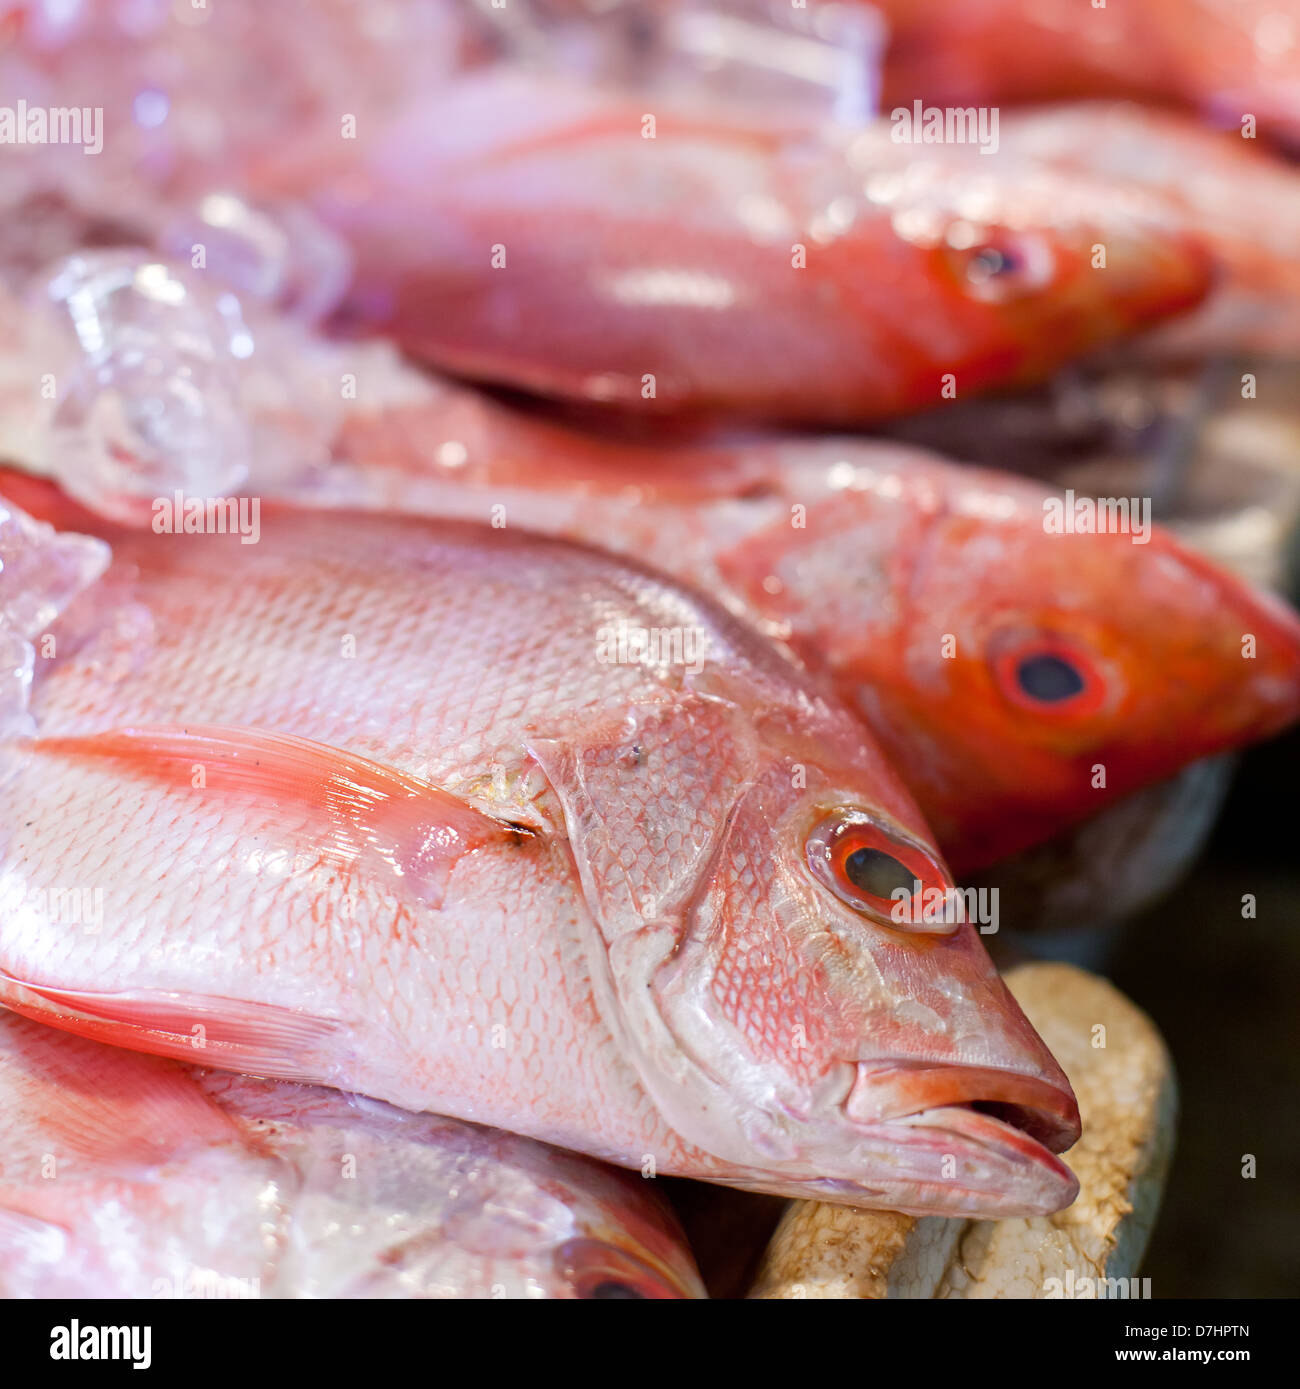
[1109, 725, 1300, 1297]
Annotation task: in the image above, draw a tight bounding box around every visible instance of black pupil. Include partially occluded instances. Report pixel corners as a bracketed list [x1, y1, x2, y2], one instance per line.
[843, 847, 916, 901]
[1016, 653, 1086, 703]
[588, 1281, 646, 1300]
[970, 246, 1019, 279]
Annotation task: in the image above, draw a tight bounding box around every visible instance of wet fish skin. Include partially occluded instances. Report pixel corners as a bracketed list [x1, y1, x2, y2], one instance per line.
[242, 66, 1211, 422]
[0, 1010, 705, 1298]
[0, 479, 1079, 1217]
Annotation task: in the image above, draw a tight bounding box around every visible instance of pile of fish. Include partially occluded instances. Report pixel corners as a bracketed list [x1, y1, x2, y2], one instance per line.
[1, 0, 1299, 1298]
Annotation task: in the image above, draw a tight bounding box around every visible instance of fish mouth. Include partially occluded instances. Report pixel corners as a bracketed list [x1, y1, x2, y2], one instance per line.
[843, 1059, 1081, 1152]
[833, 1060, 1082, 1217]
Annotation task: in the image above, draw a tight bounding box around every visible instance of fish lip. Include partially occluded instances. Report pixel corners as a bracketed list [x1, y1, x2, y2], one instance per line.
[842, 1059, 1082, 1154]
[869, 1104, 1081, 1218]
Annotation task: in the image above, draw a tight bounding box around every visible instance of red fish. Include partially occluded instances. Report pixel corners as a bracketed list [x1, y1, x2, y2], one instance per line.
[0, 477, 1080, 1218]
[242, 66, 1211, 422]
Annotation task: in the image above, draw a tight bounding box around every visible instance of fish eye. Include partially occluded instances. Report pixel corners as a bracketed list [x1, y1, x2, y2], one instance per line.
[844, 846, 918, 900]
[806, 809, 956, 933]
[992, 635, 1106, 715]
[969, 246, 1017, 280]
[1016, 653, 1085, 702]
[944, 230, 1054, 302]
[554, 1238, 682, 1300]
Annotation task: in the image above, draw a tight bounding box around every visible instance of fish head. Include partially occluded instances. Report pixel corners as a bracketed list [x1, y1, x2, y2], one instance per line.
[539, 650, 1080, 1218]
[892, 482, 1300, 870]
[833, 133, 1213, 401]
[540, 1152, 708, 1300]
[720, 455, 1300, 872]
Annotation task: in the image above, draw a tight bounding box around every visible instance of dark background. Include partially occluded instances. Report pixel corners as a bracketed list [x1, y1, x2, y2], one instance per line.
[1108, 726, 1300, 1297]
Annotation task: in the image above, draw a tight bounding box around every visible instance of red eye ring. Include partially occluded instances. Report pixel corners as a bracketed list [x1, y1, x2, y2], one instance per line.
[991, 633, 1107, 716]
[806, 809, 957, 935]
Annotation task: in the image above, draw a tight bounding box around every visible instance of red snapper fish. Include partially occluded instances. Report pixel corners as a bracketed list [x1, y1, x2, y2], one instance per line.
[0, 1011, 706, 1299]
[243, 66, 1212, 422]
[0, 477, 1081, 1218]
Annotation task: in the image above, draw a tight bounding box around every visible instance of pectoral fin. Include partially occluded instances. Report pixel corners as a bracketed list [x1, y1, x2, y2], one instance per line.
[34, 723, 516, 908]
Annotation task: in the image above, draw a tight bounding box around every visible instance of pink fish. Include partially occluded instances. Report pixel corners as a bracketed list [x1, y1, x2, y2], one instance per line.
[0, 1010, 705, 1298]
[0, 477, 1079, 1218]
[241, 66, 1212, 422]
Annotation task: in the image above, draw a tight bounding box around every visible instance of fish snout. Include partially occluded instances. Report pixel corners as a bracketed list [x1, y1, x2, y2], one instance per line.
[843, 1059, 1081, 1153]
[1235, 581, 1300, 732]
[828, 1059, 1082, 1218]
[1157, 531, 1300, 738]
[1096, 220, 1215, 326]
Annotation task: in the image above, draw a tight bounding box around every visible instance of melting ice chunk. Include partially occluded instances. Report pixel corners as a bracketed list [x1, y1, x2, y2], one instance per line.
[158, 193, 353, 327]
[38, 251, 255, 515]
[19, 248, 362, 521]
[0, 494, 109, 747]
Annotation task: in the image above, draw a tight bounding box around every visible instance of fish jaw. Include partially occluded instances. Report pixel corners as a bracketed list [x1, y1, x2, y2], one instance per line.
[833, 1060, 1081, 1217]
[644, 930, 1082, 1217]
[1145, 531, 1300, 746]
[843, 1060, 1079, 1151]
[808, 1105, 1081, 1220]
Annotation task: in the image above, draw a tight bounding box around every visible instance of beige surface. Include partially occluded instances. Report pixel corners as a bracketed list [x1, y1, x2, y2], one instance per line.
[750, 963, 1177, 1298]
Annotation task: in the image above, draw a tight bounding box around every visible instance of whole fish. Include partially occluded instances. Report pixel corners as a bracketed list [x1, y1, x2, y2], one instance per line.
[0, 1010, 705, 1298]
[0, 478, 1080, 1218]
[241, 66, 1211, 422]
[6, 252, 1297, 877]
